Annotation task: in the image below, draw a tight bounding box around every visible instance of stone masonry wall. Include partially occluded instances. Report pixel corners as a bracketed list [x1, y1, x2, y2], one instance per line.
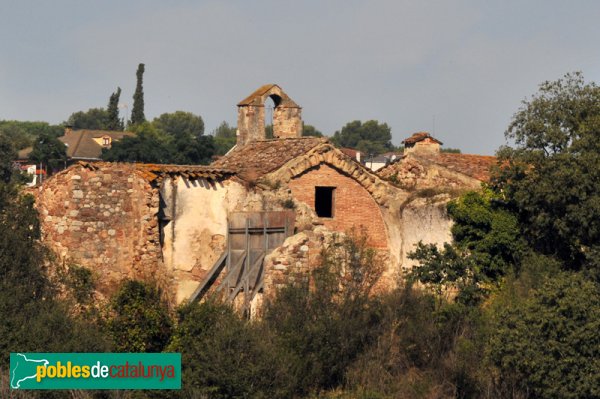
[273, 106, 302, 139]
[35, 164, 165, 300]
[288, 163, 389, 248]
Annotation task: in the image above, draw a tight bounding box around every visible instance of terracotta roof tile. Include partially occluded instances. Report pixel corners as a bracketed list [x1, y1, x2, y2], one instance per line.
[402, 132, 443, 145]
[211, 137, 327, 181]
[378, 152, 497, 182]
[78, 161, 234, 182]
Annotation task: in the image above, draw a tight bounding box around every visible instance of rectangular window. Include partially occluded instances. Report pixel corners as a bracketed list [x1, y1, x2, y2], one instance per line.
[315, 186, 335, 218]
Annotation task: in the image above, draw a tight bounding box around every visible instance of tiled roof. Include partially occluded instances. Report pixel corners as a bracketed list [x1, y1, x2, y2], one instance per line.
[62, 129, 135, 159]
[238, 84, 279, 106]
[378, 152, 497, 182]
[78, 161, 234, 182]
[211, 137, 327, 181]
[429, 153, 497, 181]
[402, 132, 443, 145]
[17, 129, 135, 161]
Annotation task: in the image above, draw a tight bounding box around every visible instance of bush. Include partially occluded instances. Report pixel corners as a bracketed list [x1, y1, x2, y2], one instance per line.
[108, 280, 172, 353]
[168, 300, 294, 398]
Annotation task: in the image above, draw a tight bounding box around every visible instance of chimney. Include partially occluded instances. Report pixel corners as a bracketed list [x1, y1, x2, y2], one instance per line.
[402, 132, 442, 155]
[64, 124, 74, 136]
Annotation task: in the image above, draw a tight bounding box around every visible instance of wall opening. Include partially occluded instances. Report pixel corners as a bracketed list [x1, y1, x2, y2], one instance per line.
[264, 96, 276, 139]
[315, 186, 335, 218]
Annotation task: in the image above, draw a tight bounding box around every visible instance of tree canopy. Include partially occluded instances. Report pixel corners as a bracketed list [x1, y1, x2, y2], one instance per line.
[153, 111, 204, 140]
[494, 72, 600, 268]
[28, 133, 67, 171]
[331, 120, 394, 155]
[66, 108, 110, 130]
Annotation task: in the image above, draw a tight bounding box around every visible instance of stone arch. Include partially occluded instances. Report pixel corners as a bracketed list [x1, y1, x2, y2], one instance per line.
[236, 84, 302, 145]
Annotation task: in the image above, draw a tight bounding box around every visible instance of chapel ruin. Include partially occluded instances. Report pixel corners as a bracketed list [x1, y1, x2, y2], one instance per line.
[32, 84, 496, 315]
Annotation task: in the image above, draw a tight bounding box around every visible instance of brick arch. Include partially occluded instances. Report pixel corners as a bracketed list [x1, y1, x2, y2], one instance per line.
[287, 162, 389, 248]
[268, 144, 394, 208]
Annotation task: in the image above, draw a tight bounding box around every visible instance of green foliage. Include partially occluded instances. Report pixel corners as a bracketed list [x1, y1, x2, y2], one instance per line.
[346, 289, 486, 398]
[440, 147, 461, 153]
[28, 132, 67, 171]
[332, 120, 393, 155]
[264, 230, 384, 394]
[302, 124, 324, 137]
[495, 72, 600, 268]
[108, 280, 172, 353]
[153, 111, 204, 140]
[488, 272, 600, 398]
[409, 190, 524, 303]
[0, 120, 63, 150]
[107, 87, 124, 131]
[67, 108, 110, 130]
[168, 300, 294, 399]
[62, 264, 95, 305]
[131, 63, 146, 126]
[212, 121, 237, 155]
[102, 121, 215, 164]
[0, 151, 109, 368]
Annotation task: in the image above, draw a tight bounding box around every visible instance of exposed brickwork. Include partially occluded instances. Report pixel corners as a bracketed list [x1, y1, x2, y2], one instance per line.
[288, 163, 388, 248]
[35, 163, 167, 300]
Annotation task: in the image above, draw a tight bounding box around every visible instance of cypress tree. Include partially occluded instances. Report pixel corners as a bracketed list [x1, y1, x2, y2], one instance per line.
[130, 63, 146, 125]
[107, 87, 123, 131]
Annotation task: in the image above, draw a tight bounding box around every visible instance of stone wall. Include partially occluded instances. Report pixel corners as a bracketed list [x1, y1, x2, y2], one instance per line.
[35, 164, 165, 300]
[273, 106, 302, 139]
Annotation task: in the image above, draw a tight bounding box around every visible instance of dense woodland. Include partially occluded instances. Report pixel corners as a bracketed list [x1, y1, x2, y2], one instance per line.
[1, 73, 600, 398]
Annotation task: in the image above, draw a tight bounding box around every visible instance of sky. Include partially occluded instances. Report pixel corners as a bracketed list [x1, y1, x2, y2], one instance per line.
[1, 0, 599, 155]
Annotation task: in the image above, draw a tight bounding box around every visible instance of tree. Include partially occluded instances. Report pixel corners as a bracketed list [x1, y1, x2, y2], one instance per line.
[66, 108, 110, 130]
[153, 111, 204, 140]
[302, 124, 323, 137]
[106, 87, 123, 131]
[488, 272, 600, 398]
[332, 120, 393, 155]
[0, 121, 63, 150]
[102, 129, 173, 164]
[494, 72, 600, 268]
[28, 133, 67, 171]
[108, 280, 172, 353]
[130, 63, 146, 125]
[102, 121, 215, 165]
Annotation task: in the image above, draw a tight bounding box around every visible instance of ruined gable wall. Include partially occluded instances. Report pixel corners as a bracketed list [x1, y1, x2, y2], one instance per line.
[287, 163, 388, 249]
[160, 176, 249, 303]
[36, 164, 165, 300]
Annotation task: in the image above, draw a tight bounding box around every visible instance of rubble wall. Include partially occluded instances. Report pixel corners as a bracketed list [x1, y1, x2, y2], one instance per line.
[35, 164, 164, 299]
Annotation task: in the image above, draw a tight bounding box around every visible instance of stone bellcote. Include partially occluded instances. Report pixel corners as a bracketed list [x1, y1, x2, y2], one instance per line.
[236, 84, 302, 146]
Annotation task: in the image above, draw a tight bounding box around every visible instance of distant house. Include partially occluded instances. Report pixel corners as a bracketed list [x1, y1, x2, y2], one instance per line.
[17, 127, 135, 184]
[18, 127, 135, 162]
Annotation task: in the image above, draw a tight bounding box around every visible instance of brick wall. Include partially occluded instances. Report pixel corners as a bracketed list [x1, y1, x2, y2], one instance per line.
[288, 163, 388, 248]
[36, 164, 165, 299]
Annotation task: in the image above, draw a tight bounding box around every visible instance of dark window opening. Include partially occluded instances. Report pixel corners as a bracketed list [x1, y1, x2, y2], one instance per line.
[315, 186, 335, 218]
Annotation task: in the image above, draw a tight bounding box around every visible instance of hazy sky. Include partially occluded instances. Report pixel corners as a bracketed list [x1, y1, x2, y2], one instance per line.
[1, 0, 599, 154]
